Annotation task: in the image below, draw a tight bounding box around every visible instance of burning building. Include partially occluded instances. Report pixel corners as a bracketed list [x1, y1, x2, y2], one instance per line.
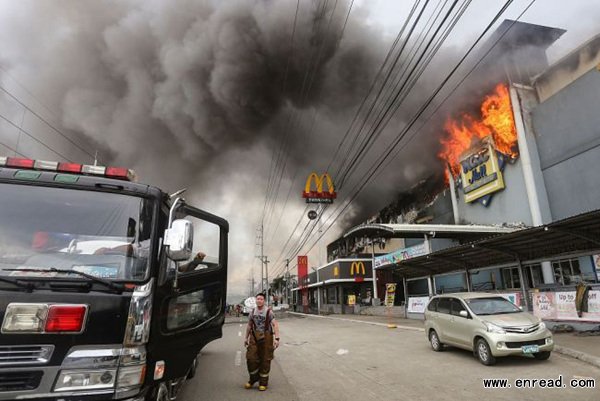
[296, 21, 600, 329]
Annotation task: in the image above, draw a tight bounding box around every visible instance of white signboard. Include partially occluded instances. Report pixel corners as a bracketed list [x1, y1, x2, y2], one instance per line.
[374, 243, 430, 269]
[407, 297, 429, 314]
[531, 290, 600, 322]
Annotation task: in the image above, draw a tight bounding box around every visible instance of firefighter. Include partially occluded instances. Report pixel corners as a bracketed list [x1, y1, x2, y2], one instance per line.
[244, 292, 280, 391]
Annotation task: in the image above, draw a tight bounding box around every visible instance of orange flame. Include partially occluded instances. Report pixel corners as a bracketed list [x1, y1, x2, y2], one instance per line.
[438, 83, 518, 180]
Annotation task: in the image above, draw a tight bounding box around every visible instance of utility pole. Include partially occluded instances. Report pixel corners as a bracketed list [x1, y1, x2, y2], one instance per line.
[263, 256, 270, 307]
[256, 225, 265, 293]
[285, 258, 290, 305]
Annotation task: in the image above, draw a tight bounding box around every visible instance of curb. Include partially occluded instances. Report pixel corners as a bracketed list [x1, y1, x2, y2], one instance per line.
[289, 313, 600, 368]
[288, 311, 425, 332]
[554, 345, 600, 369]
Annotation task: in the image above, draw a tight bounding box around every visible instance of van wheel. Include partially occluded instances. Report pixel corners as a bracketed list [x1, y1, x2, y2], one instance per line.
[533, 351, 551, 360]
[475, 338, 496, 366]
[429, 330, 444, 352]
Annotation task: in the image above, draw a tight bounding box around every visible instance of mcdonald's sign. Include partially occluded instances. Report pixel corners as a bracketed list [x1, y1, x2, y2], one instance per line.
[350, 261, 366, 282]
[302, 172, 337, 204]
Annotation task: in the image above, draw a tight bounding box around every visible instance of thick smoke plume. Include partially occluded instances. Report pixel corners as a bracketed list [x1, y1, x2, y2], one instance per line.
[0, 0, 406, 295]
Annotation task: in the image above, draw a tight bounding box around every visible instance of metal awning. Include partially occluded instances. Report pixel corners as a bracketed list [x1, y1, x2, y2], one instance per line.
[344, 222, 519, 240]
[380, 210, 600, 278]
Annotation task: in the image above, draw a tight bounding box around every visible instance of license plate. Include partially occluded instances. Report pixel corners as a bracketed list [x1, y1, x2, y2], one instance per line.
[522, 344, 540, 354]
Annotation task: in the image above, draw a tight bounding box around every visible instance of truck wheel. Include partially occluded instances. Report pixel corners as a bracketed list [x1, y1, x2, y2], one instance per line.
[187, 356, 198, 379]
[155, 383, 169, 401]
[475, 338, 496, 366]
[429, 330, 444, 352]
[533, 351, 551, 360]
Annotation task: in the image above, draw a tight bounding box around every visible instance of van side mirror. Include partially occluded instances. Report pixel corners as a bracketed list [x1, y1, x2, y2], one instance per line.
[459, 310, 468, 318]
[164, 219, 193, 261]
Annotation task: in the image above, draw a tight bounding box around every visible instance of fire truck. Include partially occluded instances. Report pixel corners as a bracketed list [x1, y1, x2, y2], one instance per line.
[0, 156, 228, 401]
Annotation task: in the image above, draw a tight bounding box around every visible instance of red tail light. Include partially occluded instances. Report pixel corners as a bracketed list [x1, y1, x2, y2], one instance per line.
[1, 155, 137, 181]
[57, 162, 83, 173]
[45, 305, 87, 333]
[106, 167, 135, 181]
[7, 157, 35, 168]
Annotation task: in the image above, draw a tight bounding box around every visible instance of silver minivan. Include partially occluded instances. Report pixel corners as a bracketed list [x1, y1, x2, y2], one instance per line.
[424, 292, 554, 365]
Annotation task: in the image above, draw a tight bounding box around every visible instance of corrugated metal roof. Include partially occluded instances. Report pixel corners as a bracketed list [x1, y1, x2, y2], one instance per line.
[344, 223, 519, 239]
[382, 209, 600, 278]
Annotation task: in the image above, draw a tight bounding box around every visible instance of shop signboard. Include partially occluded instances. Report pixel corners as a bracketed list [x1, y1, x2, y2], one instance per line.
[302, 172, 337, 204]
[348, 295, 356, 306]
[532, 292, 555, 319]
[385, 283, 396, 307]
[532, 290, 600, 321]
[407, 296, 429, 314]
[313, 259, 372, 281]
[459, 137, 505, 205]
[374, 243, 429, 269]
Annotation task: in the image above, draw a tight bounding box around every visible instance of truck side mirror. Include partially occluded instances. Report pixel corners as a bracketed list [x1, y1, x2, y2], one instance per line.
[164, 219, 193, 262]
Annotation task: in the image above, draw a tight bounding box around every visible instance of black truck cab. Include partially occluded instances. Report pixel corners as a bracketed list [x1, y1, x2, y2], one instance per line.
[0, 157, 228, 401]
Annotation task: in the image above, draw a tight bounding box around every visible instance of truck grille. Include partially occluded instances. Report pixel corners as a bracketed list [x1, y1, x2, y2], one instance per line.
[505, 339, 546, 349]
[0, 371, 43, 392]
[0, 345, 54, 366]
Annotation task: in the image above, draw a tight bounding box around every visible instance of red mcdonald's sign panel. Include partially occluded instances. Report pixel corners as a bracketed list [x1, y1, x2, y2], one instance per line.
[298, 255, 308, 288]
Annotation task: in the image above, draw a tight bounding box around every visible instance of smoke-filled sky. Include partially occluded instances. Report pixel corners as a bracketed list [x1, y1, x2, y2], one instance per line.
[0, 0, 598, 300]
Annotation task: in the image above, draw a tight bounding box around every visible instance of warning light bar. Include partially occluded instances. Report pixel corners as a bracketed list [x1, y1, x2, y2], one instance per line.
[0, 157, 137, 182]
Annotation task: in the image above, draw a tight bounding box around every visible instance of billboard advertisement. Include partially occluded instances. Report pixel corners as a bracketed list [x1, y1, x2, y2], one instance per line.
[532, 290, 600, 321]
[374, 242, 429, 269]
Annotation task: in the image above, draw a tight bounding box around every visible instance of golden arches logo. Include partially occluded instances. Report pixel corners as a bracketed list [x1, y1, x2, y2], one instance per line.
[350, 261, 366, 276]
[302, 172, 337, 202]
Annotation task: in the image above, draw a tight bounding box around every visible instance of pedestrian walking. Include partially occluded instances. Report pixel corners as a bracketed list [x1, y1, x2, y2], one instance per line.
[243, 292, 280, 391]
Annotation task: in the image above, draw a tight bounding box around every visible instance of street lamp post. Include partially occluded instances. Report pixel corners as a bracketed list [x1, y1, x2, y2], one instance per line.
[311, 267, 320, 315]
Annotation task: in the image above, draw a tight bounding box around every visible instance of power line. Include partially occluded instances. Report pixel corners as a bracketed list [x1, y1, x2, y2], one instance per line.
[0, 84, 96, 161]
[272, 0, 455, 274]
[262, 0, 339, 233]
[334, 0, 464, 189]
[0, 111, 75, 162]
[298, 0, 529, 259]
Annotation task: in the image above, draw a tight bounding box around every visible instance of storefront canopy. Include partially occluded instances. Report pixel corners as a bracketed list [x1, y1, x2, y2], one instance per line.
[343, 222, 517, 240]
[379, 210, 600, 278]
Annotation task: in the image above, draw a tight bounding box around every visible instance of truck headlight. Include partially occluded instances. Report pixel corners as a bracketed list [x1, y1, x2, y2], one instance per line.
[117, 365, 146, 388]
[56, 346, 146, 393]
[539, 322, 546, 330]
[55, 369, 117, 391]
[124, 279, 153, 346]
[483, 321, 506, 334]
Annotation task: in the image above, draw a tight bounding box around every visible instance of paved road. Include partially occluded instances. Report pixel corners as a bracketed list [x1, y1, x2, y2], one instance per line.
[180, 314, 600, 401]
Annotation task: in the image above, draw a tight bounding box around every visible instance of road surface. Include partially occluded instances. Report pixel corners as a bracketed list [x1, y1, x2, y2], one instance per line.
[179, 314, 600, 401]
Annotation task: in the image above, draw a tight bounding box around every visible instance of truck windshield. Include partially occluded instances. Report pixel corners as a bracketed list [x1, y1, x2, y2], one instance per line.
[0, 183, 154, 281]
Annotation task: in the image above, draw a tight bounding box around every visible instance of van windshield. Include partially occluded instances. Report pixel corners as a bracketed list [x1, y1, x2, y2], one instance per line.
[464, 297, 521, 315]
[0, 183, 154, 281]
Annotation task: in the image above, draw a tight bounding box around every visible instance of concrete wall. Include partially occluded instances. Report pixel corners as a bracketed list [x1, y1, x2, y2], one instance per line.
[359, 306, 406, 318]
[535, 34, 600, 103]
[532, 68, 600, 219]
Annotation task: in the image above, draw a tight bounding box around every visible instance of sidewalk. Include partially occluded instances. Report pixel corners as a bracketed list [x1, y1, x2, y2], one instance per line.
[289, 312, 600, 368]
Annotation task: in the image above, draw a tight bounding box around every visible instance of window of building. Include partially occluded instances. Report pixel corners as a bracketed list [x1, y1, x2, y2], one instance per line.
[501, 267, 521, 289]
[327, 287, 337, 304]
[407, 278, 429, 296]
[552, 258, 582, 285]
[525, 263, 543, 287]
